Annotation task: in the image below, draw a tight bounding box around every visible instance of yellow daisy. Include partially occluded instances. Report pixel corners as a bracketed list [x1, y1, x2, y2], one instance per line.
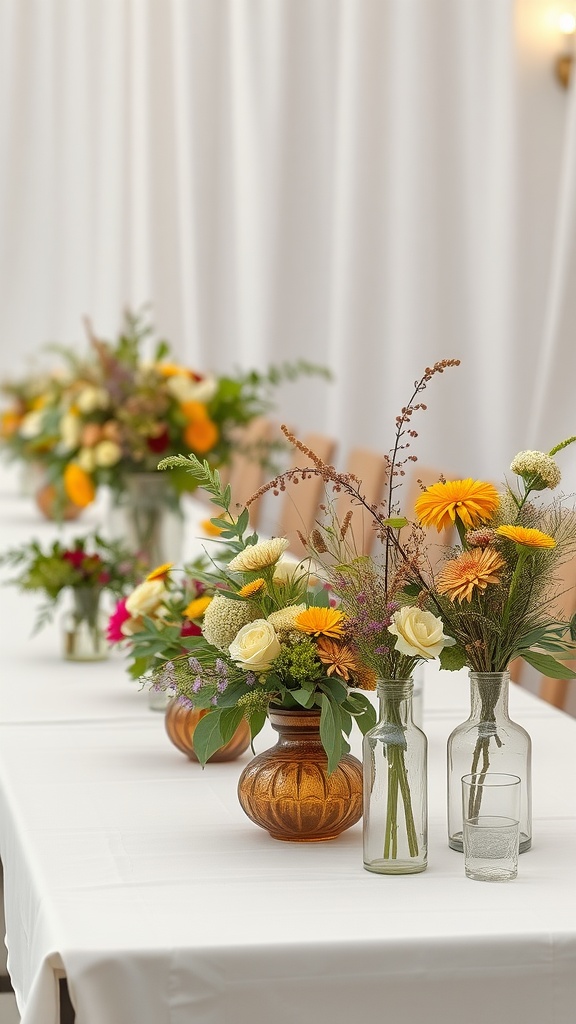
[146, 562, 174, 582]
[496, 525, 556, 549]
[183, 595, 213, 619]
[294, 606, 346, 638]
[238, 579, 266, 598]
[415, 479, 499, 532]
[436, 547, 505, 603]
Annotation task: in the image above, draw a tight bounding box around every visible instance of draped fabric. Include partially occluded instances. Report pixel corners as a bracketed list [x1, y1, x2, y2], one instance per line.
[0, 0, 570, 483]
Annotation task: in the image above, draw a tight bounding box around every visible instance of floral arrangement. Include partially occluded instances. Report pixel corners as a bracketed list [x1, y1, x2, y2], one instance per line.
[107, 558, 216, 679]
[0, 308, 327, 512]
[413, 439, 576, 677]
[150, 361, 460, 780]
[0, 533, 146, 632]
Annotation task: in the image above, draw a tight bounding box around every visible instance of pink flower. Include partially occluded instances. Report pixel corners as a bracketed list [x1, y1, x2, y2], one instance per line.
[107, 598, 131, 643]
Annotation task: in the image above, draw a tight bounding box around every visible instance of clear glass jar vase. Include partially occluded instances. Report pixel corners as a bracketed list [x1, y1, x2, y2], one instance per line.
[363, 679, 428, 874]
[447, 670, 532, 853]
[62, 587, 109, 662]
[107, 472, 184, 570]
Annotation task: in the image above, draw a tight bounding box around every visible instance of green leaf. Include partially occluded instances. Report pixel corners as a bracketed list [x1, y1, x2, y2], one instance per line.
[439, 643, 468, 671]
[381, 517, 409, 529]
[570, 614, 576, 642]
[192, 710, 225, 765]
[319, 694, 342, 775]
[291, 687, 316, 707]
[521, 650, 576, 679]
[219, 707, 245, 744]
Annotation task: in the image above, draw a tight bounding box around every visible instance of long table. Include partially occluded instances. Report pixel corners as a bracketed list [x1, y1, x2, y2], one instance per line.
[1, 468, 576, 1024]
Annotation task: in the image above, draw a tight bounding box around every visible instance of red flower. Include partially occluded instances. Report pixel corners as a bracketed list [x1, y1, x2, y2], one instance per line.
[180, 620, 202, 638]
[62, 549, 86, 569]
[106, 598, 131, 643]
[146, 428, 170, 453]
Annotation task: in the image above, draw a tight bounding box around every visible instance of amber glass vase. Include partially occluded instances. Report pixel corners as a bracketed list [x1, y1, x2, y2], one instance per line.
[237, 707, 363, 841]
[164, 698, 252, 762]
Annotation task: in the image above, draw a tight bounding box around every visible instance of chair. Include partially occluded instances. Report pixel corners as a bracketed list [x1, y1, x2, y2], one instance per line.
[225, 417, 276, 527]
[333, 447, 389, 556]
[276, 432, 337, 557]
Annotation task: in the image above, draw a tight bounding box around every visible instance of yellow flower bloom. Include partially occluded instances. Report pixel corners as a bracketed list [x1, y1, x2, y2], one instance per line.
[228, 537, 290, 573]
[238, 579, 266, 597]
[294, 606, 346, 638]
[414, 478, 500, 532]
[496, 525, 556, 549]
[436, 547, 505, 603]
[63, 463, 96, 508]
[183, 595, 213, 619]
[201, 518, 224, 537]
[146, 562, 173, 581]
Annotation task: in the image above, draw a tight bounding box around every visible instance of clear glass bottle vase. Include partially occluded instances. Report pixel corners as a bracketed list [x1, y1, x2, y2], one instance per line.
[363, 679, 428, 874]
[107, 472, 184, 570]
[62, 587, 109, 662]
[447, 670, 532, 853]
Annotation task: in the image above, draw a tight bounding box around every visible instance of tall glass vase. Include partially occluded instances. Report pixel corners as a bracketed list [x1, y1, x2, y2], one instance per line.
[107, 472, 184, 570]
[62, 587, 109, 662]
[363, 679, 427, 874]
[447, 671, 532, 853]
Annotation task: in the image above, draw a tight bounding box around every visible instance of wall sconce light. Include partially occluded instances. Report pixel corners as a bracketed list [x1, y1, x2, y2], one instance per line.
[555, 11, 575, 88]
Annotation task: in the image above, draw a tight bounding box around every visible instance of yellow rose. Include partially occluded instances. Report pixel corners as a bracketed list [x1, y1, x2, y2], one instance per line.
[228, 619, 281, 672]
[76, 446, 96, 473]
[125, 579, 166, 617]
[388, 607, 454, 660]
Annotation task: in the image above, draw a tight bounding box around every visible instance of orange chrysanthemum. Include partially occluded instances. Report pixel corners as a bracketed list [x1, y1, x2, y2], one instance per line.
[181, 400, 208, 421]
[415, 479, 499, 532]
[294, 606, 346, 638]
[201, 518, 224, 537]
[436, 547, 505, 603]
[496, 525, 556, 549]
[0, 410, 21, 437]
[183, 595, 213, 619]
[238, 579, 266, 598]
[184, 417, 219, 454]
[316, 637, 358, 681]
[146, 562, 174, 581]
[63, 463, 96, 508]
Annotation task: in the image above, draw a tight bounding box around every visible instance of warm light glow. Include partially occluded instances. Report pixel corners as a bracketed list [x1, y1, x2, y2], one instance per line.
[559, 12, 576, 34]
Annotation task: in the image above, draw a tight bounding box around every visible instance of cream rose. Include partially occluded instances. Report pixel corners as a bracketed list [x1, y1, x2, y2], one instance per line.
[76, 386, 110, 414]
[165, 373, 218, 405]
[59, 412, 81, 450]
[228, 619, 281, 671]
[388, 607, 454, 660]
[125, 579, 166, 617]
[93, 439, 122, 467]
[76, 446, 96, 473]
[19, 410, 44, 439]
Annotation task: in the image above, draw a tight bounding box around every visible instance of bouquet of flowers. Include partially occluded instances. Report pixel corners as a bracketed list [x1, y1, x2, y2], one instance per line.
[0, 533, 145, 634]
[0, 308, 327, 513]
[106, 558, 216, 679]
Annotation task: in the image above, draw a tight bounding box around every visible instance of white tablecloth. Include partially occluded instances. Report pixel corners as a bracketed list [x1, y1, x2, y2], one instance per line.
[0, 467, 575, 1024]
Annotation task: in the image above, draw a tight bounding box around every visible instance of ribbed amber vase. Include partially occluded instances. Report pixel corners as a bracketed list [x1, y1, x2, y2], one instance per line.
[237, 707, 363, 841]
[164, 698, 252, 763]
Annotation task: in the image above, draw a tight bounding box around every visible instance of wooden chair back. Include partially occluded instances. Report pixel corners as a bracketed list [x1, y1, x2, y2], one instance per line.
[225, 417, 275, 527]
[333, 447, 388, 556]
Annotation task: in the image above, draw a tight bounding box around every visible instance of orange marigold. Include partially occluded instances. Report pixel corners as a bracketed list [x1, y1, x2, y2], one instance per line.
[294, 606, 346, 638]
[415, 479, 499, 532]
[436, 547, 505, 603]
[184, 417, 219, 454]
[63, 463, 96, 508]
[495, 525, 556, 550]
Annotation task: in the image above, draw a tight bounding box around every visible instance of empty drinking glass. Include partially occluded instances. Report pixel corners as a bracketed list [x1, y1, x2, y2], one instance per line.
[461, 772, 521, 882]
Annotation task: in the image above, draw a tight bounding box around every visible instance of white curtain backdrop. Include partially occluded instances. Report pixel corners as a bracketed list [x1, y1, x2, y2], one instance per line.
[0, 0, 571, 485]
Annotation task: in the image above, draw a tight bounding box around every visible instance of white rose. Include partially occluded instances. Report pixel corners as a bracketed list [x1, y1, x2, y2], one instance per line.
[388, 607, 455, 660]
[59, 412, 81, 450]
[125, 579, 166, 617]
[229, 618, 281, 672]
[76, 446, 96, 473]
[76, 386, 110, 414]
[165, 373, 218, 405]
[93, 439, 122, 467]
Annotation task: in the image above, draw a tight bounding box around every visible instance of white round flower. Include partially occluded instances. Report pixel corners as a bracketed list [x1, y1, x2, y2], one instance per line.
[59, 412, 81, 450]
[510, 450, 561, 490]
[76, 446, 96, 473]
[93, 439, 122, 467]
[125, 579, 166, 617]
[388, 607, 454, 660]
[228, 537, 290, 573]
[202, 595, 258, 651]
[76, 386, 110, 414]
[268, 604, 307, 631]
[165, 373, 218, 405]
[19, 410, 45, 439]
[229, 619, 281, 671]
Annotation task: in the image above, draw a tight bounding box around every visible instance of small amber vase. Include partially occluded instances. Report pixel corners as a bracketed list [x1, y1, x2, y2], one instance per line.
[237, 706, 363, 841]
[35, 482, 83, 522]
[164, 698, 252, 763]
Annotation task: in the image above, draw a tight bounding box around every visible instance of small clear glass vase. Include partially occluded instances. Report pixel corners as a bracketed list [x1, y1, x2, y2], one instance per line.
[62, 587, 109, 662]
[447, 670, 532, 853]
[107, 472, 184, 570]
[363, 679, 428, 874]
